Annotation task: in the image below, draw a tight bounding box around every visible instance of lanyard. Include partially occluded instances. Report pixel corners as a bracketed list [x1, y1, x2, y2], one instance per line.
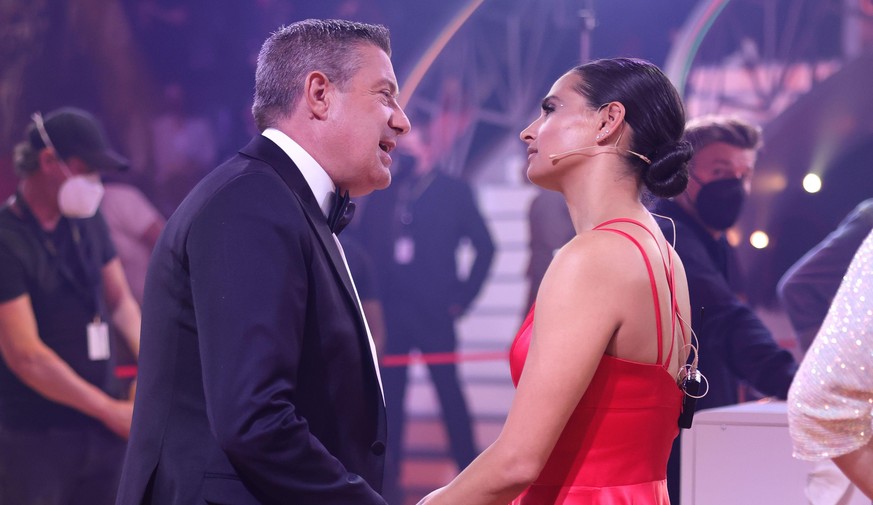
[12, 193, 102, 318]
[392, 171, 436, 233]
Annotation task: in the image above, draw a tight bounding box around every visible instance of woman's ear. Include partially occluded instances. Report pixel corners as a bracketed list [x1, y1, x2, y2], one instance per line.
[595, 102, 626, 143]
[303, 71, 331, 120]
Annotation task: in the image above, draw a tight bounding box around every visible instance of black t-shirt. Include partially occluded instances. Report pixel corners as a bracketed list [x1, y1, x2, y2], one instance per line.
[0, 198, 117, 430]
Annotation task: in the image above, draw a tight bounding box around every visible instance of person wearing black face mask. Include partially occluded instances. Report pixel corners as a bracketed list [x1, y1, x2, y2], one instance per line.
[654, 115, 799, 505]
[691, 176, 747, 231]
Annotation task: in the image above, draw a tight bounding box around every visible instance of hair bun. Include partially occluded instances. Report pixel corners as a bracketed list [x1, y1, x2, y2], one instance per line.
[642, 140, 692, 198]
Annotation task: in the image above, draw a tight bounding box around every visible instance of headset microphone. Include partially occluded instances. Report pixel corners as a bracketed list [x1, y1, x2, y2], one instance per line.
[548, 145, 652, 164]
[548, 145, 603, 161]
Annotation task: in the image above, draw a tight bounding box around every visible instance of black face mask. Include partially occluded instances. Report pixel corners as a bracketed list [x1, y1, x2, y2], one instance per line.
[694, 178, 746, 230]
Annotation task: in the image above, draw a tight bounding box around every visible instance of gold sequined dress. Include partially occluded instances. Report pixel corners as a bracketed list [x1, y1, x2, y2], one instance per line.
[787, 229, 873, 460]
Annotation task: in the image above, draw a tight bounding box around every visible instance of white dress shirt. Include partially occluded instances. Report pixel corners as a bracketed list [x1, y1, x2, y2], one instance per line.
[262, 128, 384, 401]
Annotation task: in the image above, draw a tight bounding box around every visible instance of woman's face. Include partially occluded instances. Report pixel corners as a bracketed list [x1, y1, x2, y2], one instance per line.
[519, 72, 600, 188]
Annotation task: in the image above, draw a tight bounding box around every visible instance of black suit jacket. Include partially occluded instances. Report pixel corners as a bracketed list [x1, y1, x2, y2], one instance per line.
[116, 136, 387, 505]
[358, 171, 494, 319]
[655, 200, 797, 411]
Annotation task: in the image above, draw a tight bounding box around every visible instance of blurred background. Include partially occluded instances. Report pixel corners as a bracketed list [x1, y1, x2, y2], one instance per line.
[3, 1, 872, 503]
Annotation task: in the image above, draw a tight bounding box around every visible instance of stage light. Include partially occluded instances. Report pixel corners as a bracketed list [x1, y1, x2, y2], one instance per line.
[802, 173, 822, 193]
[750, 230, 770, 249]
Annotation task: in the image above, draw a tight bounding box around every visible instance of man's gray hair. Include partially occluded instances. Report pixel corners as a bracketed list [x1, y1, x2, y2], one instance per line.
[683, 115, 763, 153]
[252, 19, 391, 131]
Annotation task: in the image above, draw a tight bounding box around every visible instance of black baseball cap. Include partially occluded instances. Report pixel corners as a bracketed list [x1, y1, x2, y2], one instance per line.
[27, 107, 129, 172]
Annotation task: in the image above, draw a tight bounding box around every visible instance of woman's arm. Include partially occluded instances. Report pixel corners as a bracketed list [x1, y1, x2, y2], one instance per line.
[833, 439, 873, 499]
[420, 232, 629, 505]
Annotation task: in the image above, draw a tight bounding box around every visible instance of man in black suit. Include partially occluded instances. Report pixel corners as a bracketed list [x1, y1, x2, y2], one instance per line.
[358, 124, 495, 503]
[115, 19, 410, 505]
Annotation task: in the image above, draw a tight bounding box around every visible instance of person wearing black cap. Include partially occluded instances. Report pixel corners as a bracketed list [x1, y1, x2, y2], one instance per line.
[0, 107, 142, 504]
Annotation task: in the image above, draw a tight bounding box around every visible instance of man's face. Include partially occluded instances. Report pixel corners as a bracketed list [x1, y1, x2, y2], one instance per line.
[685, 141, 757, 204]
[327, 44, 411, 196]
[39, 151, 92, 192]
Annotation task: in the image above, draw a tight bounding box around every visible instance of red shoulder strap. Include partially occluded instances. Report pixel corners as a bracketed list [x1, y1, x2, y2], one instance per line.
[593, 225, 665, 365]
[593, 218, 687, 368]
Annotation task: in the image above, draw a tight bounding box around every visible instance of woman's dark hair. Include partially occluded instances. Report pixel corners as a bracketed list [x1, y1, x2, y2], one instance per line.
[572, 58, 692, 198]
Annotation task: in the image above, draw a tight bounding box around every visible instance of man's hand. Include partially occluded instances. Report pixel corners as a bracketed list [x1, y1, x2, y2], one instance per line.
[100, 399, 134, 439]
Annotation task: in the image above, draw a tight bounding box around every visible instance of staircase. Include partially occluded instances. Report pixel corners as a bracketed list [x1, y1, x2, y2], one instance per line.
[397, 183, 538, 504]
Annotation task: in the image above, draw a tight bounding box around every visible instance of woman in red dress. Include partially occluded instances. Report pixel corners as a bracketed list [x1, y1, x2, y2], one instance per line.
[419, 57, 694, 504]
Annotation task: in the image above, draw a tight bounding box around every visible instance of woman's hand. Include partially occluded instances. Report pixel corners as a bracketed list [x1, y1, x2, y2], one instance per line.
[417, 486, 447, 504]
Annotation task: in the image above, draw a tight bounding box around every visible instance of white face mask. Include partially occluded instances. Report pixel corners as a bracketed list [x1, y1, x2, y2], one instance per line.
[31, 111, 105, 219]
[58, 173, 104, 218]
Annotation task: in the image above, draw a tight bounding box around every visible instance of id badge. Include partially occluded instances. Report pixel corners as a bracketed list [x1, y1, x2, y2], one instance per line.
[394, 236, 415, 265]
[87, 320, 110, 361]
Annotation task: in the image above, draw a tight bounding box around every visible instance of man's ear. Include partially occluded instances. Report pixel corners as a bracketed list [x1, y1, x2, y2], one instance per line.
[37, 148, 60, 170]
[303, 71, 331, 120]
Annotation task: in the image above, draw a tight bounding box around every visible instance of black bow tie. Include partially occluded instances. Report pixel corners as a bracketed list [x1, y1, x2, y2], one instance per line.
[327, 188, 355, 235]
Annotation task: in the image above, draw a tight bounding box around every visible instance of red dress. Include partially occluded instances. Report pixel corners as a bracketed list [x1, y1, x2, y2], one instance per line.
[509, 219, 684, 504]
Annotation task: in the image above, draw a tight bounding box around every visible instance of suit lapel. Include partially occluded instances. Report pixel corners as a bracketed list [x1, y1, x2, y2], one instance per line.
[239, 136, 361, 316]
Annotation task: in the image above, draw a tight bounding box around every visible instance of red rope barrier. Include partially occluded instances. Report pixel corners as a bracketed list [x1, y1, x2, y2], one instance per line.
[114, 350, 509, 378]
[115, 364, 138, 379]
[380, 350, 508, 367]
